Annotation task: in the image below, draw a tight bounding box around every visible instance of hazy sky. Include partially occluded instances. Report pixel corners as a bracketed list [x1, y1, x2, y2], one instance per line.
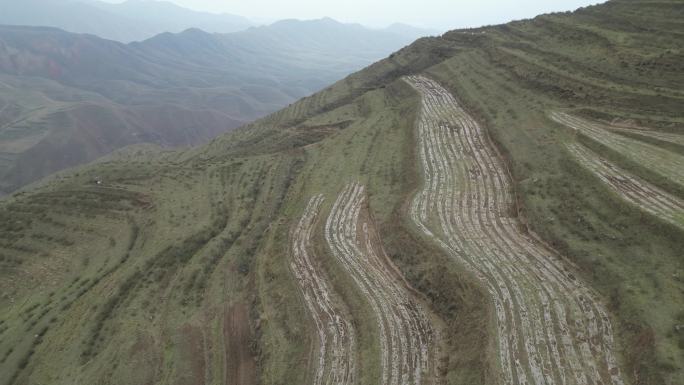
[103, 0, 606, 30]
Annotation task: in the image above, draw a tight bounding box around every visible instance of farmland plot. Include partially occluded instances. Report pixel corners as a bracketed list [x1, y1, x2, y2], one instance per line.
[566, 143, 684, 230]
[291, 195, 357, 385]
[325, 182, 438, 385]
[550, 112, 684, 185]
[405, 75, 624, 385]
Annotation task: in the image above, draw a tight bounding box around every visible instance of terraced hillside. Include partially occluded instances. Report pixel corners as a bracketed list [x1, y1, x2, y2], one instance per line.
[406, 75, 624, 385]
[551, 112, 684, 190]
[565, 143, 684, 231]
[290, 195, 356, 385]
[325, 182, 439, 385]
[1, 1, 683, 385]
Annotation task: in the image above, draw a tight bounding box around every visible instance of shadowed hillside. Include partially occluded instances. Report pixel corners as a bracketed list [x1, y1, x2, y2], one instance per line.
[0, 1, 682, 385]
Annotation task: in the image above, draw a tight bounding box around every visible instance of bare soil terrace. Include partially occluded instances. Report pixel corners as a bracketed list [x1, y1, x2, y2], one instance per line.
[566, 143, 684, 230]
[406, 75, 625, 385]
[290, 195, 357, 385]
[325, 182, 440, 385]
[550, 112, 684, 187]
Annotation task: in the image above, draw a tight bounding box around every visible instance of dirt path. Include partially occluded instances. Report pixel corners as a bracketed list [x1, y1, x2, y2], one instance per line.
[551, 112, 684, 184]
[224, 303, 257, 385]
[567, 143, 684, 229]
[325, 182, 438, 385]
[405, 75, 624, 385]
[291, 195, 357, 385]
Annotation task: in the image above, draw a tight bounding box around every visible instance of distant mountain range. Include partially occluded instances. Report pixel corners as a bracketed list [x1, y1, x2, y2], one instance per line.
[0, 19, 435, 194]
[0, 0, 254, 42]
[0, 0, 441, 43]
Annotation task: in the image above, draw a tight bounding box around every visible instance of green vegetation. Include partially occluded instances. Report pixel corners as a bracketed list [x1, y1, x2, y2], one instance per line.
[1, 1, 683, 385]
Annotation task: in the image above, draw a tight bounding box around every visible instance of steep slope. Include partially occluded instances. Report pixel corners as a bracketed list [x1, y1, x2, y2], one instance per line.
[1, 1, 682, 385]
[0, 0, 252, 43]
[0, 21, 424, 194]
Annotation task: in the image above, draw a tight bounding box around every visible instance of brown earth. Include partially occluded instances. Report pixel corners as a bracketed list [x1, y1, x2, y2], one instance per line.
[224, 303, 257, 385]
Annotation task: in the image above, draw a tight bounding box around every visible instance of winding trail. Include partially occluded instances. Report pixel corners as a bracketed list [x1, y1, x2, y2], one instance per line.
[291, 195, 357, 385]
[405, 75, 624, 385]
[325, 182, 438, 385]
[567, 143, 684, 229]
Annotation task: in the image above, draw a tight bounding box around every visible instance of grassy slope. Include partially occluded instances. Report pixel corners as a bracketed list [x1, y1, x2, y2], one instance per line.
[1, 0, 683, 384]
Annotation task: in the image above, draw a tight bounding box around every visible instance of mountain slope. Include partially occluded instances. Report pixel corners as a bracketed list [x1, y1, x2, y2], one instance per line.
[1, 1, 683, 385]
[0, 0, 252, 43]
[0, 20, 424, 194]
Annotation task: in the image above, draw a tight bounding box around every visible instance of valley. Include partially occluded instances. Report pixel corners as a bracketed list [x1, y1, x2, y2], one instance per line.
[0, 20, 427, 194]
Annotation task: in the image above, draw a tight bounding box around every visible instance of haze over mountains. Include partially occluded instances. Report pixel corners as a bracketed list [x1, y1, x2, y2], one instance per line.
[0, 0, 440, 43]
[0, 15, 434, 195]
[0, 0, 254, 42]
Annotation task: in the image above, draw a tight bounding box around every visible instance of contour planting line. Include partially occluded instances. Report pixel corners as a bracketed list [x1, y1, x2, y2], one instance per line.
[567, 143, 684, 230]
[325, 182, 439, 385]
[406, 74, 625, 385]
[291, 194, 357, 385]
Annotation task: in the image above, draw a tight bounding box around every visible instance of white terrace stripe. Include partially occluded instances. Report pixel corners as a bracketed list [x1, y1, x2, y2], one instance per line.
[405, 75, 625, 385]
[550, 112, 684, 185]
[553, 112, 684, 147]
[608, 125, 684, 147]
[291, 195, 356, 385]
[325, 182, 437, 385]
[567, 143, 684, 230]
